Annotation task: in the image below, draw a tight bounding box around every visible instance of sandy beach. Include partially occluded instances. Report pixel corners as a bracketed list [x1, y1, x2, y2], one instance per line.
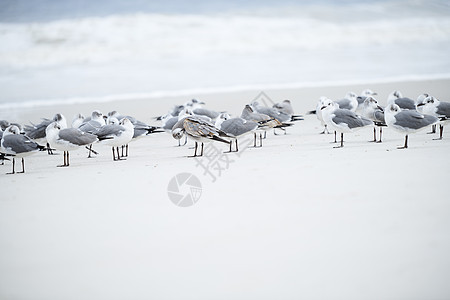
[1, 78, 450, 299]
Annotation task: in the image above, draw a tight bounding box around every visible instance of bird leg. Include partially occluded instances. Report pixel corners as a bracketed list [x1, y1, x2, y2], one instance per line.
[18, 158, 25, 173]
[330, 131, 338, 143]
[259, 133, 263, 147]
[377, 127, 383, 143]
[372, 127, 377, 142]
[183, 135, 187, 146]
[6, 158, 15, 174]
[116, 146, 126, 160]
[333, 133, 344, 148]
[85, 145, 99, 156]
[57, 151, 67, 167]
[253, 133, 257, 148]
[46, 142, 56, 155]
[427, 124, 436, 134]
[433, 124, 444, 140]
[188, 142, 198, 157]
[398, 135, 408, 149]
[224, 140, 233, 153]
[320, 125, 329, 134]
[263, 131, 267, 139]
[235, 139, 239, 152]
[126, 144, 129, 157]
[200, 143, 204, 156]
[87, 144, 93, 158]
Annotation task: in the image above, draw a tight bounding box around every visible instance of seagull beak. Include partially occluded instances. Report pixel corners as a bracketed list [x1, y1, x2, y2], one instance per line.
[320, 106, 326, 110]
[417, 103, 425, 107]
[377, 105, 384, 111]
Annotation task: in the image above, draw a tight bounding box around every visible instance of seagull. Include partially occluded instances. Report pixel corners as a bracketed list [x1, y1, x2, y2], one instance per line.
[240, 105, 284, 147]
[77, 111, 105, 157]
[272, 99, 304, 121]
[71, 113, 85, 129]
[321, 101, 373, 148]
[1, 125, 43, 174]
[215, 113, 258, 152]
[417, 96, 450, 140]
[387, 91, 416, 110]
[45, 122, 98, 167]
[356, 89, 377, 114]
[336, 92, 359, 112]
[313, 97, 333, 134]
[78, 110, 105, 132]
[361, 96, 386, 142]
[108, 111, 161, 138]
[160, 113, 187, 146]
[251, 101, 294, 135]
[24, 113, 67, 155]
[172, 116, 230, 157]
[107, 110, 161, 157]
[384, 103, 439, 149]
[94, 118, 135, 161]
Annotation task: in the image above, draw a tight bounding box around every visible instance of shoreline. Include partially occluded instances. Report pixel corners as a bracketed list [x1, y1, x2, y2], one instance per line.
[1, 77, 450, 125]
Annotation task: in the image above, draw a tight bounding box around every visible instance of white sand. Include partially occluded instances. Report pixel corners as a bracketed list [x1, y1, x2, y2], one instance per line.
[1, 78, 450, 299]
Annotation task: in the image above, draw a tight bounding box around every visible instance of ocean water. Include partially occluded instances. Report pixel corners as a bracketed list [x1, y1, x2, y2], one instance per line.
[0, 0, 449, 107]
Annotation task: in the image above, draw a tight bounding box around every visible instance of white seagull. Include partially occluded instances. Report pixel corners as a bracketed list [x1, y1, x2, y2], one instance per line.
[24, 113, 67, 154]
[361, 96, 386, 143]
[1, 125, 43, 174]
[95, 118, 135, 161]
[384, 103, 439, 149]
[46, 122, 98, 167]
[321, 101, 373, 148]
[417, 96, 450, 140]
[215, 113, 258, 152]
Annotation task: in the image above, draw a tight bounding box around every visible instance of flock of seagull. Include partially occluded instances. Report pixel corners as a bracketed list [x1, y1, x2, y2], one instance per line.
[0, 89, 449, 175]
[314, 89, 449, 148]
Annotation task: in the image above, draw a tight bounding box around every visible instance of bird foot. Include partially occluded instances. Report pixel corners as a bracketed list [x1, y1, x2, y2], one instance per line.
[57, 164, 69, 167]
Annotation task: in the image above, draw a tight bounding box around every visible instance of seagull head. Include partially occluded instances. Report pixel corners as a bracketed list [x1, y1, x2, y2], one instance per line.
[386, 103, 401, 115]
[172, 127, 184, 140]
[320, 98, 335, 111]
[3, 125, 20, 136]
[362, 89, 377, 97]
[345, 92, 358, 100]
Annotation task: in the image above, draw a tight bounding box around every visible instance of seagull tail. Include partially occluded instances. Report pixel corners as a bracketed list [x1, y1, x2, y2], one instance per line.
[211, 135, 231, 144]
[143, 126, 165, 135]
[275, 123, 294, 128]
[291, 115, 304, 121]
